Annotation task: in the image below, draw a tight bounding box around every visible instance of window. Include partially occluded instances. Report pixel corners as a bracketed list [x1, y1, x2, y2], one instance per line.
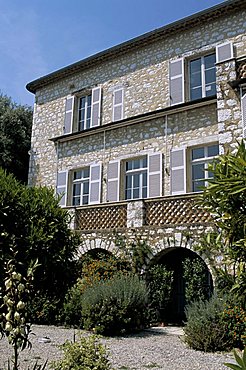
[78, 95, 92, 131]
[125, 157, 148, 200]
[64, 87, 102, 134]
[107, 153, 162, 202]
[189, 54, 216, 101]
[72, 167, 90, 206]
[191, 144, 219, 192]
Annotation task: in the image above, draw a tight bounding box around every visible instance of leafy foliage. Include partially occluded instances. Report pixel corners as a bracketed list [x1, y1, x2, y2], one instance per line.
[197, 141, 246, 305]
[51, 335, 112, 370]
[0, 93, 32, 183]
[81, 274, 149, 336]
[146, 264, 173, 322]
[0, 169, 80, 324]
[184, 295, 229, 352]
[222, 304, 246, 349]
[182, 257, 211, 304]
[224, 348, 246, 370]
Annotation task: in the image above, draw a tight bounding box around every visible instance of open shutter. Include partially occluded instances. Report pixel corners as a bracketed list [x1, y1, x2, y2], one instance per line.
[64, 96, 74, 134]
[91, 86, 102, 128]
[170, 148, 186, 195]
[56, 171, 68, 206]
[148, 152, 162, 198]
[242, 92, 246, 138]
[113, 88, 124, 121]
[169, 58, 184, 106]
[107, 160, 120, 202]
[89, 163, 102, 204]
[216, 42, 234, 63]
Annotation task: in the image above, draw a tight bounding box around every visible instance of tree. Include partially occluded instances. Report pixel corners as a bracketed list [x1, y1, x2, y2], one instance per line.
[0, 169, 80, 323]
[0, 93, 32, 183]
[196, 141, 246, 304]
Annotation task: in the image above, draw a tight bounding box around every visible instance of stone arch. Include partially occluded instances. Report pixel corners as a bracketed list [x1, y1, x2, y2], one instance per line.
[146, 246, 213, 324]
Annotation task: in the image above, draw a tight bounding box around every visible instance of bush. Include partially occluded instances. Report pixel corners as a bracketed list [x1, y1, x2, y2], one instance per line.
[184, 295, 229, 352]
[222, 304, 246, 349]
[51, 335, 112, 370]
[81, 273, 149, 336]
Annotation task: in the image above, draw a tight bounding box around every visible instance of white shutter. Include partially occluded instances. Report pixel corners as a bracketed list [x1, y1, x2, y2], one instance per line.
[112, 88, 124, 121]
[89, 163, 102, 204]
[242, 92, 246, 139]
[216, 42, 234, 63]
[148, 152, 162, 198]
[170, 148, 186, 195]
[107, 160, 120, 202]
[169, 58, 184, 106]
[56, 171, 68, 206]
[64, 96, 74, 134]
[91, 87, 102, 128]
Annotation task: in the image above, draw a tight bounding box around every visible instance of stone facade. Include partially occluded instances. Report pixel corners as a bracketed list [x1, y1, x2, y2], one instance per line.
[27, 1, 246, 261]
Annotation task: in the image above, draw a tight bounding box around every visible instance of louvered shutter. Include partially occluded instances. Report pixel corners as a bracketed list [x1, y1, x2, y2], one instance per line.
[170, 148, 186, 195]
[216, 42, 234, 63]
[113, 88, 124, 121]
[242, 92, 246, 138]
[148, 152, 162, 198]
[107, 160, 120, 202]
[89, 163, 102, 204]
[169, 58, 184, 106]
[91, 87, 102, 128]
[56, 171, 68, 206]
[64, 96, 74, 134]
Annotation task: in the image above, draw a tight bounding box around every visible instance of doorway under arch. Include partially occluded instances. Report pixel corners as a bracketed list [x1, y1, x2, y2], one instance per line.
[147, 247, 213, 325]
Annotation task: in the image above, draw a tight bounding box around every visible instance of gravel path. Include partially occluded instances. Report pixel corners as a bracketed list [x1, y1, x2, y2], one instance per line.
[0, 325, 235, 370]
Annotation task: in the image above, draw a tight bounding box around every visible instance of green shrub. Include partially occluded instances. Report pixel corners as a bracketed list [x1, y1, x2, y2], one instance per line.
[51, 335, 112, 370]
[81, 274, 149, 336]
[184, 295, 229, 352]
[62, 280, 85, 327]
[222, 304, 246, 349]
[146, 264, 173, 323]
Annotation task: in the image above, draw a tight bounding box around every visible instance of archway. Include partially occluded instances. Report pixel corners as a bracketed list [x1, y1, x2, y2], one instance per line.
[147, 247, 213, 325]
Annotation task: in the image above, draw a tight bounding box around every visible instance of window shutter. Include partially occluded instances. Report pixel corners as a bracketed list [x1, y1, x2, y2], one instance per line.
[107, 160, 120, 202]
[242, 92, 246, 138]
[56, 171, 68, 206]
[170, 148, 186, 195]
[89, 163, 102, 204]
[64, 96, 74, 134]
[148, 152, 162, 198]
[91, 86, 102, 128]
[216, 42, 234, 63]
[113, 88, 124, 121]
[169, 58, 184, 106]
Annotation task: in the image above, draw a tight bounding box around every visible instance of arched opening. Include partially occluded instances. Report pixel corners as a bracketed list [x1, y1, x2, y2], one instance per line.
[147, 247, 213, 325]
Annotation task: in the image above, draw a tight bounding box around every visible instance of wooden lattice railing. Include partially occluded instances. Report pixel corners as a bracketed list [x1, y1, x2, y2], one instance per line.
[144, 195, 211, 226]
[75, 203, 127, 230]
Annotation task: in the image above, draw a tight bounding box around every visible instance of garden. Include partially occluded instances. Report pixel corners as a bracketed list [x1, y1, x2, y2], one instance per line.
[0, 141, 246, 369]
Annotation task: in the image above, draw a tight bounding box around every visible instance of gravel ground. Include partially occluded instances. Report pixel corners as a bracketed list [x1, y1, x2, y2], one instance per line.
[0, 325, 235, 370]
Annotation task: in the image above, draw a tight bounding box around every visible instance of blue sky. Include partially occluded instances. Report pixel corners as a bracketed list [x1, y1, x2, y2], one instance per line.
[0, 0, 225, 107]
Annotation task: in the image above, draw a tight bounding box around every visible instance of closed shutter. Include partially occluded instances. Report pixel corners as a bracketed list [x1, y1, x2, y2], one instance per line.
[107, 160, 120, 202]
[89, 163, 102, 204]
[91, 86, 102, 128]
[242, 92, 246, 138]
[113, 88, 124, 121]
[148, 152, 162, 198]
[169, 58, 184, 106]
[64, 96, 74, 134]
[216, 42, 234, 63]
[170, 148, 186, 195]
[57, 171, 68, 206]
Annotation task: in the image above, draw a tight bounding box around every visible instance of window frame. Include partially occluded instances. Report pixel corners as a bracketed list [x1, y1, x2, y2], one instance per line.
[189, 143, 219, 193]
[188, 53, 216, 101]
[124, 156, 148, 200]
[71, 167, 90, 206]
[77, 94, 92, 131]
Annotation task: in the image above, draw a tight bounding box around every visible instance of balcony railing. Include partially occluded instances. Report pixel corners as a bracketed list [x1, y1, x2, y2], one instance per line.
[74, 194, 211, 231]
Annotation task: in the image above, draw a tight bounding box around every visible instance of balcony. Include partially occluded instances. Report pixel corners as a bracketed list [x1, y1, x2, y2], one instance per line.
[71, 194, 212, 232]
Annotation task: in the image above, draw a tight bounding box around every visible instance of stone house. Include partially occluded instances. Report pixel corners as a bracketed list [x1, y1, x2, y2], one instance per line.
[26, 0, 246, 321]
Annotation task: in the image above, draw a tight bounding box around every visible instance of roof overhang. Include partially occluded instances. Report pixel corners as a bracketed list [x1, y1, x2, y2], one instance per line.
[26, 0, 246, 94]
